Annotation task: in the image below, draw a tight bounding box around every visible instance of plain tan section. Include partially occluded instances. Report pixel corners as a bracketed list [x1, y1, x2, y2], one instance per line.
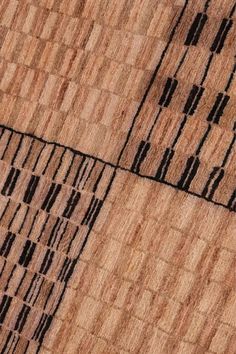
[44, 170, 236, 353]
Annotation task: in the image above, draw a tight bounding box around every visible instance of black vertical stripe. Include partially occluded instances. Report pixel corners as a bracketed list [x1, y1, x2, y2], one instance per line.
[39, 249, 54, 275]
[0, 295, 12, 324]
[41, 183, 62, 212]
[207, 93, 230, 124]
[228, 189, 236, 211]
[155, 148, 175, 181]
[58, 258, 77, 283]
[177, 156, 200, 190]
[32, 313, 53, 342]
[72, 155, 86, 187]
[159, 77, 178, 107]
[63, 189, 81, 219]
[14, 304, 30, 333]
[47, 217, 62, 247]
[131, 140, 150, 173]
[23, 273, 38, 303]
[11, 134, 24, 165]
[81, 196, 103, 228]
[185, 13, 208, 46]
[210, 18, 232, 53]
[42, 145, 57, 175]
[18, 240, 36, 267]
[92, 164, 105, 193]
[23, 175, 40, 204]
[0, 232, 15, 257]
[1, 167, 20, 196]
[202, 167, 224, 199]
[183, 85, 204, 115]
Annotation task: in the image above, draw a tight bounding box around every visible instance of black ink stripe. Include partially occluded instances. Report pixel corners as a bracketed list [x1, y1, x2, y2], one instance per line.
[18, 240, 36, 267]
[185, 13, 208, 46]
[63, 189, 81, 219]
[159, 77, 178, 107]
[41, 183, 62, 212]
[207, 93, 230, 124]
[183, 85, 204, 115]
[210, 18, 232, 54]
[0, 295, 12, 324]
[0, 232, 15, 257]
[177, 156, 200, 190]
[155, 148, 175, 181]
[1, 167, 20, 196]
[14, 304, 30, 333]
[39, 249, 54, 275]
[131, 140, 150, 173]
[23, 175, 40, 204]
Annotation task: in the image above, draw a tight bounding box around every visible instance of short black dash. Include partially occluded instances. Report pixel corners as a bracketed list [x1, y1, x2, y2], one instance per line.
[0, 232, 16, 257]
[88, 199, 103, 229]
[23, 175, 40, 204]
[8, 203, 21, 230]
[22, 139, 35, 168]
[177, 156, 200, 191]
[228, 189, 236, 211]
[58, 258, 76, 283]
[195, 124, 211, 155]
[131, 140, 150, 173]
[41, 183, 62, 213]
[4, 264, 16, 292]
[52, 148, 66, 180]
[39, 249, 54, 275]
[32, 142, 46, 172]
[82, 159, 97, 190]
[63, 152, 76, 184]
[23, 273, 38, 303]
[66, 226, 79, 254]
[18, 240, 36, 267]
[1, 131, 13, 160]
[210, 18, 233, 54]
[72, 155, 86, 187]
[92, 164, 105, 193]
[183, 85, 204, 115]
[14, 304, 30, 333]
[221, 133, 236, 168]
[42, 144, 57, 175]
[32, 313, 53, 343]
[0, 295, 12, 324]
[47, 217, 62, 247]
[56, 221, 69, 250]
[1, 167, 20, 196]
[0, 331, 15, 354]
[11, 134, 24, 165]
[81, 196, 103, 228]
[224, 62, 236, 92]
[159, 77, 178, 107]
[185, 13, 208, 46]
[202, 167, 224, 200]
[63, 189, 81, 219]
[155, 148, 175, 181]
[207, 93, 230, 124]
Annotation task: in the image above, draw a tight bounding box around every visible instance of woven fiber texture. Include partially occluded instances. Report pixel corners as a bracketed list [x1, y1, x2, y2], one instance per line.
[0, 0, 236, 353]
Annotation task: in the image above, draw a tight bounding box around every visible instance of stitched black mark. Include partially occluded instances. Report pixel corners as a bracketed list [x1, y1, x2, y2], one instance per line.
[211, 18, 233, 54]
[185, 13, 208, 46]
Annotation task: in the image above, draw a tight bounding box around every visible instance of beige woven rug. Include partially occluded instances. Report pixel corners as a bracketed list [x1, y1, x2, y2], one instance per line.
[0, 0, 236, 353]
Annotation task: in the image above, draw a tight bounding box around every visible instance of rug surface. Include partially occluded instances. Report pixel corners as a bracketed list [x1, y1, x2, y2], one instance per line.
[0, 0, 236, 353]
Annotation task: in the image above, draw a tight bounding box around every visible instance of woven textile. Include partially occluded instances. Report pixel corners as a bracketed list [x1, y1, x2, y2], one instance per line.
[0, 0, 236, 353]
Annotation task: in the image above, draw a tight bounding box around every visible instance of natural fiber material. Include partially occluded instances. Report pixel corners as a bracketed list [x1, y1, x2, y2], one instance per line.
[0, 0, 236, 353]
